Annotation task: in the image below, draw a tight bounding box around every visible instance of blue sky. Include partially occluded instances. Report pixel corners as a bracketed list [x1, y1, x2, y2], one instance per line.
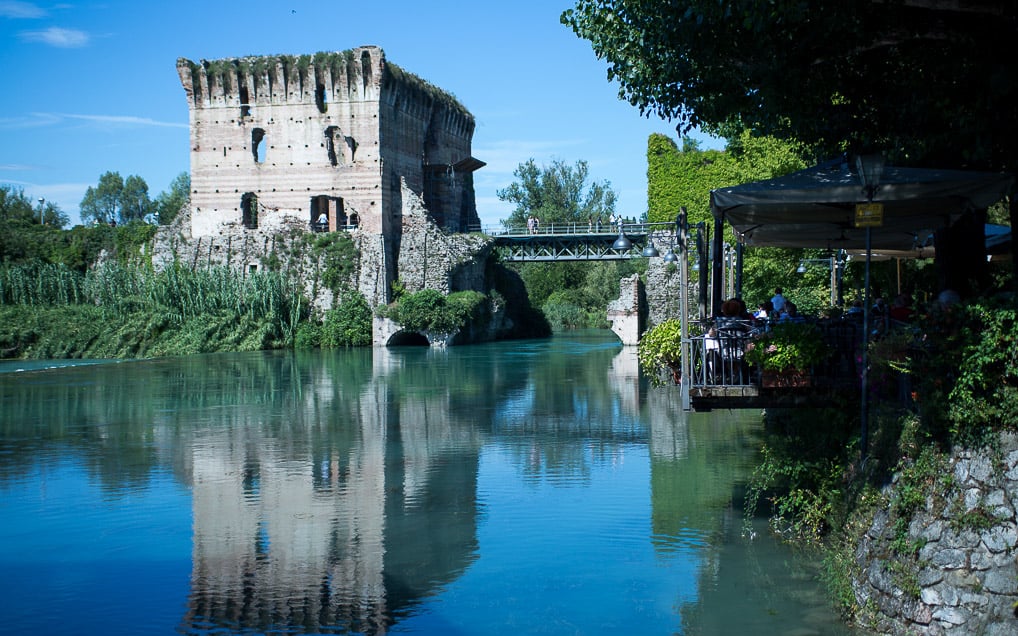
[0, 0, 719, 228]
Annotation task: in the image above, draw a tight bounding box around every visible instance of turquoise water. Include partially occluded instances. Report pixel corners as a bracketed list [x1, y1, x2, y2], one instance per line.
[0, 331, 855, 634]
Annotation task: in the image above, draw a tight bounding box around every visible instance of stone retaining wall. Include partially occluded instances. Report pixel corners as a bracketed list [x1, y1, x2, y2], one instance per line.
[853, 432, 1018, 635]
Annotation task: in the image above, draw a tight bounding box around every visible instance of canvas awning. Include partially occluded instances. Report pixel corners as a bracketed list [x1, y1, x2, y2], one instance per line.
[711, 159, 1013, 251]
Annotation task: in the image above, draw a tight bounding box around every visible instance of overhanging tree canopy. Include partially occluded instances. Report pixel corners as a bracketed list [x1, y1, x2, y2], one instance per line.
[563, 1, 1018, 171]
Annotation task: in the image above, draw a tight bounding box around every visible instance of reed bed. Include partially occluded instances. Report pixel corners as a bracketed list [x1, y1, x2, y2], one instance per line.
[0, 262, 307, 342]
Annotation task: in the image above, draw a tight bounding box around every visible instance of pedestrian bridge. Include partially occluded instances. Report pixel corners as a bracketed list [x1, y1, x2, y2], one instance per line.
[475, 221, 676, 262]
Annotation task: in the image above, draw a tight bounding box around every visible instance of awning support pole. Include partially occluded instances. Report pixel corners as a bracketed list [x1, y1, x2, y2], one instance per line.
[861, 227, 872, 461]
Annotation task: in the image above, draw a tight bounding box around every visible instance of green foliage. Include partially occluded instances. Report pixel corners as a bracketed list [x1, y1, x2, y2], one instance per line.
[121, 175, 153, 222]
[946, 295, 1018, 435]
[0, 185, 68, 228]
[320, 291, 372, 347]
[744, 322, 829, 371]
[154, 172, 189, 225]
[379, 288, 487, 334]
[293, 321, 321, 349]
[79, 171, 159, 225]
[307, 231, 357, 295]
[637, 319, 683, 384]
[905, 293, 1018, 447]
[563, 1, 1017, 170]
[511, 259, 641, 328]
[0, 263, 309, 357]
[646, 132, 739, 225]
[542, 288, 605, 331]
[80, 171, 123, 224]
[744, 440, 845, 544]
[951, 506, 1002, 533]
[497, 158, 617, 230]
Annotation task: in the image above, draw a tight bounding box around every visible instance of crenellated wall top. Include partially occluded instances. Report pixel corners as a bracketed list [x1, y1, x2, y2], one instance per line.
[176, 45, 473, 128]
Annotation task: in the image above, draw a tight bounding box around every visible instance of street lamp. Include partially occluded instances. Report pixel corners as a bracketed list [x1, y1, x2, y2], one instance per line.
[795, 255, 843, 306]
[855, 152, 885, 462]
[612, 229, 633, 251]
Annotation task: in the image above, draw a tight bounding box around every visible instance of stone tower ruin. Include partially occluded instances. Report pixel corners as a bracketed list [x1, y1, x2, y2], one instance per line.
[175, 46, 485, 307]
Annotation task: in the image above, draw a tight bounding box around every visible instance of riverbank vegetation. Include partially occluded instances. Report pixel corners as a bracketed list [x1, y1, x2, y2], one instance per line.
[0, 262, 307, 358]
[739, 291, 1018, 621]
[496, 158, 647, 330]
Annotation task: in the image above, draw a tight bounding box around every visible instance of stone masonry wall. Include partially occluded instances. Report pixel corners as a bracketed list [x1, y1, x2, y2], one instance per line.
[607, 275, 644, 346]
[393, 180, 491, 297]
[853, 432, 1018, 635]
[643, 232, 685, 330]
[177, 47, 481, 240]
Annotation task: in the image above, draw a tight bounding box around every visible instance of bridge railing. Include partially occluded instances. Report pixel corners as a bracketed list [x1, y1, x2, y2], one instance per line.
[467, 221, 676, 237]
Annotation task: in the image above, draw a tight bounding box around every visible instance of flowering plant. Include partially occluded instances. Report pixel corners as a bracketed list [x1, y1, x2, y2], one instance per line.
[744, 322, 829, 371]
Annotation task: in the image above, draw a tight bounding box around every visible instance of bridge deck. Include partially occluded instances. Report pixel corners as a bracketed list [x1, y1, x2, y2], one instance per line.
[480, 222, 674, 262]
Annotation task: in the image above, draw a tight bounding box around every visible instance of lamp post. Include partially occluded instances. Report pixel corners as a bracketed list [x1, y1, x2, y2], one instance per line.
[678, 207, 691, 410]
[795, 255, 842, 306]
[856, 153, 885, 462]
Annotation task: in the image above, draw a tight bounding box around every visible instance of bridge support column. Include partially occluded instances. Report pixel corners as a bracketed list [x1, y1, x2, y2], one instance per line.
[607, 274, 645, 346]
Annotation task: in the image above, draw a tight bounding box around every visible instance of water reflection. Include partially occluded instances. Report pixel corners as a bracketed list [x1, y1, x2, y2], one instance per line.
[0, 332, 851, 635]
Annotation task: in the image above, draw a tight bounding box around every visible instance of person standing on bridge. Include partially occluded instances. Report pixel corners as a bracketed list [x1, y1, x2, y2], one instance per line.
[527, 215, 535, 234]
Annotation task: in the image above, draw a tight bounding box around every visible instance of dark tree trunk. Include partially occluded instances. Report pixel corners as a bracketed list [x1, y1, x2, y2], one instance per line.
[1010, 195, 1017, 292]
[935, 210, 989, 298]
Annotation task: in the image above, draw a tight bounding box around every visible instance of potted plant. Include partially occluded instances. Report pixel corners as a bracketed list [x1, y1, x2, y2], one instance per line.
[638, 319, 708, 385]
[744, 322, 829, 387]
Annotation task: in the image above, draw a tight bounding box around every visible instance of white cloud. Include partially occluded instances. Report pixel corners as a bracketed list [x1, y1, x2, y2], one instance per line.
[0, 1, 45, 18]
[20, 26, 89, 47]
[0, 112, 186, 130]
[62, 114, 188, 129]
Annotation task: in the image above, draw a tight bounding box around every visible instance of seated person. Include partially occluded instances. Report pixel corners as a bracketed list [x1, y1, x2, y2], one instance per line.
[778, 301, 806, 323]
[889, 294, 913, 322]
[706, 299, 752, 383]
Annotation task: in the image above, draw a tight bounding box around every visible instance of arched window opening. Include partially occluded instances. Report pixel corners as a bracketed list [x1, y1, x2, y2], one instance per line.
[239, 86, 251, 118]
[324, 126, 339, 166]
[315, 83, 327, 114]
[241, 192, 258, 229]
[360, 50, 373, 93]
[310, 195, 345, 231]
[251, 128, 266, 163]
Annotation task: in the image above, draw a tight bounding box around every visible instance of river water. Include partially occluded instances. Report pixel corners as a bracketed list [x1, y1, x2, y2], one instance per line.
[0, 330, 856, 635]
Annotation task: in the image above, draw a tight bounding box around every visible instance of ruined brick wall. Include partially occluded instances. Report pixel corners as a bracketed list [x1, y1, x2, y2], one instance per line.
[177, 46, 482, 242]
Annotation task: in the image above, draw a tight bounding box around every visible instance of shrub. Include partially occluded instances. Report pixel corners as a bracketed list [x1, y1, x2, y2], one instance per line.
[638, 319, 683, 384]
[379, 288, 487, 335]
[321, 291, 372, 347]
[744, 321, 828, 371]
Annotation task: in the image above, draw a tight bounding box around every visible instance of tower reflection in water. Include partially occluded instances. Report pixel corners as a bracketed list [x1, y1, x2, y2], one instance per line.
[183, 348, 483, 634]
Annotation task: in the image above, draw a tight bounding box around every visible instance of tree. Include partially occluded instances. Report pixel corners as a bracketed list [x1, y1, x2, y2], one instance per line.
[0, 186, 68, 228]
[79, 172, 156, 225]
[121, 175, 153, 223]
[497, 158, 617, 229]
[563, 1, 1018, 171]
[80, 171, 124, 224]
[568, 1, 1017, 293]
[154, 172, 190, 225]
